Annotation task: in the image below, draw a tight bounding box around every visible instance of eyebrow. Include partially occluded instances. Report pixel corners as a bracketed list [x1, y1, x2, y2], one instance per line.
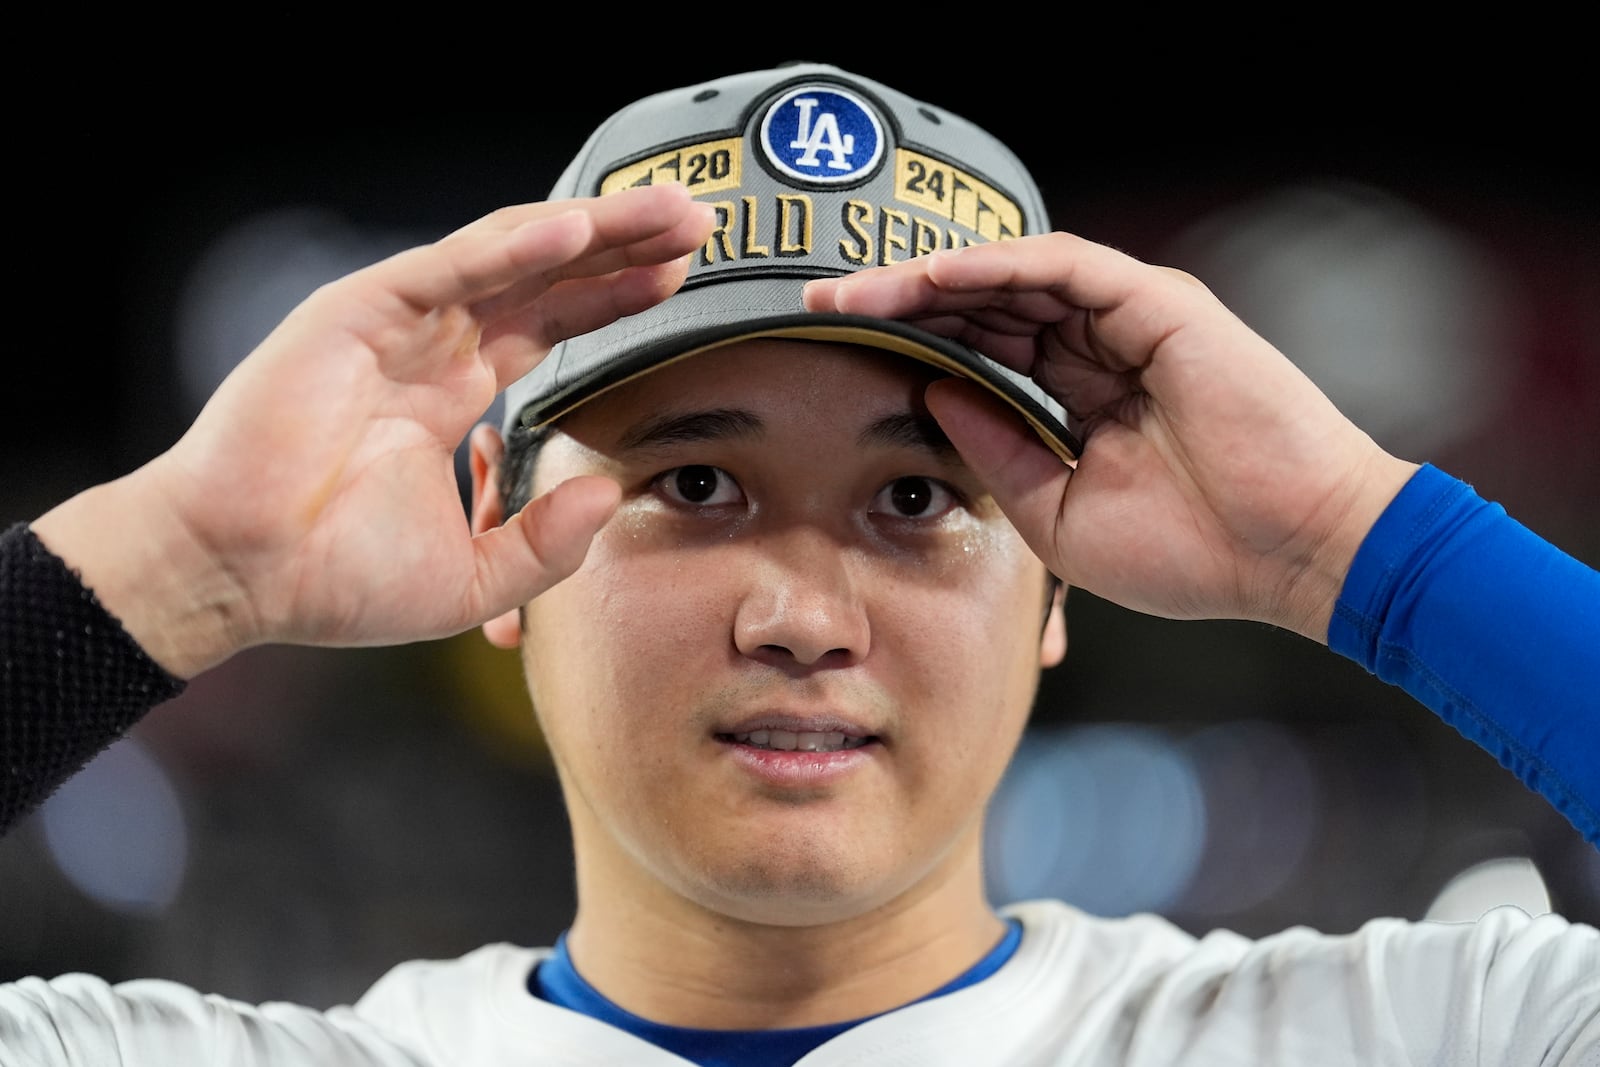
[613, 408, 957, 457]
[858, 412, 957, 456]
[615, 409, 765, 452]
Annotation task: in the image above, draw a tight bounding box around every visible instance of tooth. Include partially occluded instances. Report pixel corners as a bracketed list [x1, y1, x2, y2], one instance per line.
[727, 729, 873, 752]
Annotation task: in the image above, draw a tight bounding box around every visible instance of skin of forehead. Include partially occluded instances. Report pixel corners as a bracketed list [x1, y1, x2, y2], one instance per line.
[543, 339, 955, 461]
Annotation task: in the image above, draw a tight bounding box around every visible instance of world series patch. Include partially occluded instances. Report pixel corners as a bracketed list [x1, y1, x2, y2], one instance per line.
[595, 78, 1027, 266]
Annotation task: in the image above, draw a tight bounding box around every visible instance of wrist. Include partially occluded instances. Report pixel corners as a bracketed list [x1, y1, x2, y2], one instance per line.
[1277, 452, 1422, 644]
[29, 466, 255, 679]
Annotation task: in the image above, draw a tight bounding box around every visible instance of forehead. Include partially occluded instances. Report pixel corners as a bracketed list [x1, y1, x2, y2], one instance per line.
[550, 338, 950, 445]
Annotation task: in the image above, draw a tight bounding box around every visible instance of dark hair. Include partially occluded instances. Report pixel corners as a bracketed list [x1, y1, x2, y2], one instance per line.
[498, 420, 551, 520]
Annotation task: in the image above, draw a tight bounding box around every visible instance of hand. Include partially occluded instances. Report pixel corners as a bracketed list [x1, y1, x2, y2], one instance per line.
[32, 183, 717, 677]
[803, 233, 1420, 641]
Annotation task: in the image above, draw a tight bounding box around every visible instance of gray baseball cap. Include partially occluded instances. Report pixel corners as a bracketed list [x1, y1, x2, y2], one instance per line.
[501, 61, 1081, 462]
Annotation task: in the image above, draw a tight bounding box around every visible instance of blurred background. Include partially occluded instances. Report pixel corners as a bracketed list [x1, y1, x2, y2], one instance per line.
[2, 49, 1596, 1011]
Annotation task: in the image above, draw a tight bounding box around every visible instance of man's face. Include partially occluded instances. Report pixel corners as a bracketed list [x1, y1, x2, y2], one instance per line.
[512, 339, 1064, 927]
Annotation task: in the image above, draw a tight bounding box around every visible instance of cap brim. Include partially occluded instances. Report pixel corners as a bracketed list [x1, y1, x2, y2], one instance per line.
[509, 278, 1082, 463]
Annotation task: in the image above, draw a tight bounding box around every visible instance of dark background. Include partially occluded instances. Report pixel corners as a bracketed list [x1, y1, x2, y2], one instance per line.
[3, 48, 1595, 1009]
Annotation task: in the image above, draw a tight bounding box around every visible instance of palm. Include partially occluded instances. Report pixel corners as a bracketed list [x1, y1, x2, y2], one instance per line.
[1044, 309, 1363, 621]
[162, 296, 499, 645]
[138, 186, 716, 655]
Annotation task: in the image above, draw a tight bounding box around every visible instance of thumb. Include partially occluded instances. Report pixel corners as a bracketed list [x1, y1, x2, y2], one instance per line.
[471, 474, 622, 620]
[924, 378, 1074, 574]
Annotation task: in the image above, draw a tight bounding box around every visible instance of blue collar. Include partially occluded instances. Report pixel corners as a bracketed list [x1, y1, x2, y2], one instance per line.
[529, 918, 1022, 1067]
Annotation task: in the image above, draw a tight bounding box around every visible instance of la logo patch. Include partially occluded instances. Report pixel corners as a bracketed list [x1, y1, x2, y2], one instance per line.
[759, 83, 886, 185]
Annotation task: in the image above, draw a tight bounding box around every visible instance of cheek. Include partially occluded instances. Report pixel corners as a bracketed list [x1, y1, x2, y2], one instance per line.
[896, 526, 1047, 675]
[519, 522, 733, 735]
[523, 515, 1046, 751]
[878, 532, 1049, 756]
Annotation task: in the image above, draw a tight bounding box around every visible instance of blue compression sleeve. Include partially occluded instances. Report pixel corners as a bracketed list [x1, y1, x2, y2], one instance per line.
[1328, 464, 1600, 846]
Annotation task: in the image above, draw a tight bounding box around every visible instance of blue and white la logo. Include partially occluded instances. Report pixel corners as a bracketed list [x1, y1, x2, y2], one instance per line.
[758, 83, 886, 185]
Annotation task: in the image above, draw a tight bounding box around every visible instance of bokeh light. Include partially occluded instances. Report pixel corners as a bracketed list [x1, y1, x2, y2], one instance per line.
[40, 737, 188, 917]
[986, 723, 1206, 916]
[1163, 181, 1512, 457]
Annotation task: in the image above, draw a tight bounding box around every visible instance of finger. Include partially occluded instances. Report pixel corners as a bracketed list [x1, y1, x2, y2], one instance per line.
[808, 269, 1073, 328]
[363, 184, 709, 315]
[569, 185, 718, 276]
[814, 234, 1144, 315]
[468, 474, 623, 621]
[801, 237, 1133, 387]
[890, 308, 1077, 373]
[471, 188, 716, 322]
[923, 378, 1073, 576]
[476, 255, 696, 385]
[309, 207, 596, 348]
[447, 184, 711, 248]
[809, 236, 1269, 411]
[808, 235, 1207, 372]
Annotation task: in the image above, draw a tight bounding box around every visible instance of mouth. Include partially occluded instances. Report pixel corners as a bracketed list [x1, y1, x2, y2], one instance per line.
[717, 729, 876, 753]
[713, 713, 882, 754]
[713, 715, 882, 786]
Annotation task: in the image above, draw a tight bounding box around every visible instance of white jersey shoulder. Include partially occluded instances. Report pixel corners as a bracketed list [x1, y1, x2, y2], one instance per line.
[4, 901, 1597, 1065]
[0, 970, 423, 1065]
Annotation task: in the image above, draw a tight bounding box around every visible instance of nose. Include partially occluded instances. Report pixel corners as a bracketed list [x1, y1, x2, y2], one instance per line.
[733, 525, 870, 670]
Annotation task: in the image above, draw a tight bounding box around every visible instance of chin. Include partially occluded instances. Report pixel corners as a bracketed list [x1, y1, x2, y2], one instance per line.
[677, 846, 909, 928]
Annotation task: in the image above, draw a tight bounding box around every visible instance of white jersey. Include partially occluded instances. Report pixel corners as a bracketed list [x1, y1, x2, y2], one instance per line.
[3, 899, 1597, 1066]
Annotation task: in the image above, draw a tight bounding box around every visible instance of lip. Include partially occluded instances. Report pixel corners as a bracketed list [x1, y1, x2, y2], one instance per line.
[717, 737, 880, 788]
[712, 711, 883, 789]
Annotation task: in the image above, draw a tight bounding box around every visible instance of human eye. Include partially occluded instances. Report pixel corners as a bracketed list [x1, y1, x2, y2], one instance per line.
[868, 476, 960, 521]
[653, 465, 746, 508]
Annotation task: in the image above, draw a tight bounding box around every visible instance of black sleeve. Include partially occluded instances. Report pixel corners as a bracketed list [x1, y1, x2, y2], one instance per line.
[1, 521, 186, 835]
